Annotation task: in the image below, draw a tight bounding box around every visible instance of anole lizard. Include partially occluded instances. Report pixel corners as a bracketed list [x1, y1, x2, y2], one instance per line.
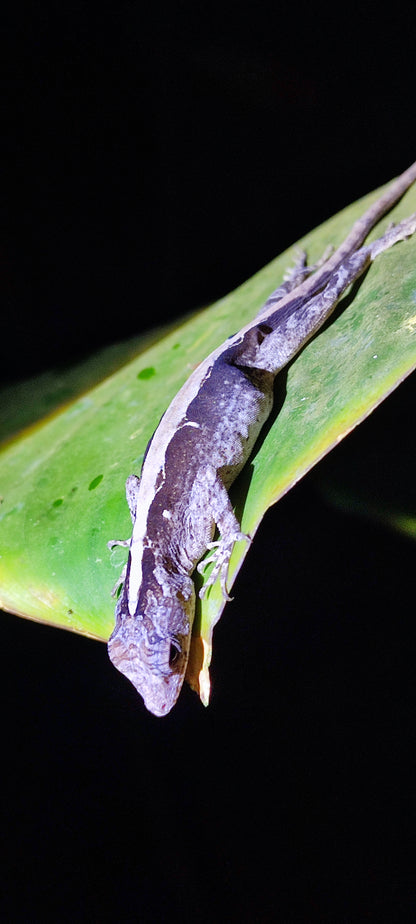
[108, 161, 416, 716]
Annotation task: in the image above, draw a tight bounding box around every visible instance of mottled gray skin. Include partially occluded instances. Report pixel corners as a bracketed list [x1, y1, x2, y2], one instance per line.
[109, 349, 274, 715]
[108, 162, 416, 716]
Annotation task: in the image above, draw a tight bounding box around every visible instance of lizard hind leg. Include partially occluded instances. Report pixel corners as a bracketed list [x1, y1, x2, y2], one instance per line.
[261, 244, 334, 311]
[282, 244, 334, 286]
[369, 213, 416, 260]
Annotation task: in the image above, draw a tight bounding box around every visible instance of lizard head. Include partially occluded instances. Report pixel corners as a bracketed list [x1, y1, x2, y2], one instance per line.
[108, 574, 195, 716]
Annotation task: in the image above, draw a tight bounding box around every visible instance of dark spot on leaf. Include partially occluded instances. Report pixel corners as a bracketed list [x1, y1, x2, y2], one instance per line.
[137, 367, 156, 380]
[52, 498, 64, 508]
[88, 475, 103, 491]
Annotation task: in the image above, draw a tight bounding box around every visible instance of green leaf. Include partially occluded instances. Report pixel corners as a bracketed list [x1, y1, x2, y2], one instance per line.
[1, 177, 416, 704]
[313, 378, 416, 541]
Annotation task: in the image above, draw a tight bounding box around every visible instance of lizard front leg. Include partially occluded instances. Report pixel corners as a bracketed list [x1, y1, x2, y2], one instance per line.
[260, 245, 334, 312]
[195, 466, 250, 601]
[107, 474, 141, 596]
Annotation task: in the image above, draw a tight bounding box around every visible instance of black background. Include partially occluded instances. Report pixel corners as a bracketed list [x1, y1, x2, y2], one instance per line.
[2, 4, 416, 921]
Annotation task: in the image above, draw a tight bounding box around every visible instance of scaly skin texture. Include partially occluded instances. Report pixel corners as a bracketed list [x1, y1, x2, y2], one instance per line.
[108, 162, 416, 716]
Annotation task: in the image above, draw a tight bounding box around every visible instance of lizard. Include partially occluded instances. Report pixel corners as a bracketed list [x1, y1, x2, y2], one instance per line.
[108, 161, 416, 716]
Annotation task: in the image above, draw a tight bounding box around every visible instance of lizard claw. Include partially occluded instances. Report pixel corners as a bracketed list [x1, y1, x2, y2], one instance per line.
[197, 532, 251, 601]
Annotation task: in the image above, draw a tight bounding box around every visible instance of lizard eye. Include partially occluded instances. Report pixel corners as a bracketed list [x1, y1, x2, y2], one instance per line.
[169, 636, 181, 667]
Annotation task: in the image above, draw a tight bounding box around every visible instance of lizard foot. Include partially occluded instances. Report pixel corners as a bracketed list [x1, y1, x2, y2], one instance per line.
[107, 538, 130, 597]
[197, 531, 251, 601]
